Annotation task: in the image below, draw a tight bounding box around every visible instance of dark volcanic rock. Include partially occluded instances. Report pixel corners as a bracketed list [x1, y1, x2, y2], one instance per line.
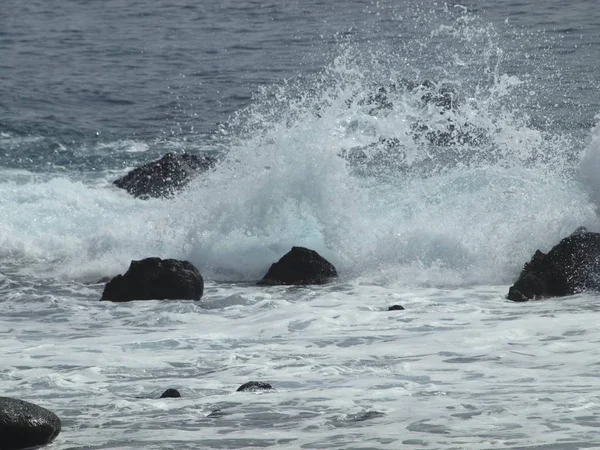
[507, 228, 600, 302]
[160, 389, 181, 399]
[388, 305, 405, 311]
[102, 257, 204, 301]
[0, 397, 61, 450]
[114, 152, 217, 199]
[236, 381, 273, 392]
[258, 246, 338, 286]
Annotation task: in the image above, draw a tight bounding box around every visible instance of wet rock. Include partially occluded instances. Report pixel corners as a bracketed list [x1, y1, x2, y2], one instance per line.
[236, 381, 273, 392]
[257, 247, 338, 286]
[0, 397, 61, 450]
[102, 257, 204, 301]
[388, 305, 405, 311]
[507, 229, 600, 301]
[160, 389, 181, 399]
[113, 152, 217, 199]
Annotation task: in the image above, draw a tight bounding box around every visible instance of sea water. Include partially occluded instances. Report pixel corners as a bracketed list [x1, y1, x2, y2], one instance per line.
[2, 1, 600, 448]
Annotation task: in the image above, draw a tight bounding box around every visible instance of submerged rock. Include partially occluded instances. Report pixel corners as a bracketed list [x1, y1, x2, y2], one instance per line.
[329, 410, 386, 427]
[236, 381, 273, 392]
[0, 397, 61, 450]
[102, 257, 204, 301]
[207, 409, 229, 418]
[507, 228, 600, 301]
[113, 152, 217, 199]
[160, 389, 181, 399]
[257, 247, 338, 286]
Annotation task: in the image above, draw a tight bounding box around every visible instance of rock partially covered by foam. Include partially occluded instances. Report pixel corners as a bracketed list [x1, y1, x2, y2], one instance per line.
[507, 227, 600, 301]
[258, 247, 338, 286]
[113, 152, 217, 199]
[102, 258, 204, 301]
[236, 381, 273, 392]
[0, 397, 61, 450]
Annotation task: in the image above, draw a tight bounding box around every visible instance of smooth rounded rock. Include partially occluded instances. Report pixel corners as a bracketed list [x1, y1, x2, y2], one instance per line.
[102, 257, 204, 301]
[159, 389, 181, 399]
[0, 397, 61, 450]
[258, 247, 338, 286]
[388, 305, 405, 311]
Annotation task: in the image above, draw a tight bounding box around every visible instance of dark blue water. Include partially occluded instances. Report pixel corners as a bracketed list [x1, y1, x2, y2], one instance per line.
[1, 1, 380, 145]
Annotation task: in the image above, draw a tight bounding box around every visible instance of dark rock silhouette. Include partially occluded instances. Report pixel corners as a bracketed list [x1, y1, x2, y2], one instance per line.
[159, 389, 181, 399]
[0, 397, 61, 450]
[113, 152, 217, 199]
[388, 305, 405, 311]
[507, 228, 600, 301]
[236, 381, 273, 392]
[102, 257, 204, 301]
[258, 247, 338, 286]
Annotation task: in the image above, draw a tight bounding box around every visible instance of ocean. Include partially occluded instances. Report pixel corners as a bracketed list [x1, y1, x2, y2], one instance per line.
[2, 1, 600, 448]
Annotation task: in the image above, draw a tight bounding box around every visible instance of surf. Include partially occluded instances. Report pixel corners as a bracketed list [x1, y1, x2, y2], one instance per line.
[0, 6, 596, 288]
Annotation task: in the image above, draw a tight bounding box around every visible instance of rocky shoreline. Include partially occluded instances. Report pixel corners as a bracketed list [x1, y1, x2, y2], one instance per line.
[7, 146, 600, 448]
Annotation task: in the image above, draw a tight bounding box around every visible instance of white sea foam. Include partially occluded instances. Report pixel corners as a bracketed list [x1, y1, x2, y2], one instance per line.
[96, 140, 150, 154]
[3, 281, 600, 449]
[579, 118, 600, 210]
[1, 25, 595, 286]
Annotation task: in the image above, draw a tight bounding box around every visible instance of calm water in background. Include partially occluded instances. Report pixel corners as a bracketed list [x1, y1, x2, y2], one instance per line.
[3, 1, 600, 448]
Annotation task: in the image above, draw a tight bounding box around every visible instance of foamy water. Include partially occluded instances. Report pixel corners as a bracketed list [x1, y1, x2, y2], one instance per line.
[5, 278, 600, 449]
[2, 2, 600, 448]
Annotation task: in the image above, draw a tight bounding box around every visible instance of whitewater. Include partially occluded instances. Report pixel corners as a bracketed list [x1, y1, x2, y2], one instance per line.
[2, 1, 600, 448]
